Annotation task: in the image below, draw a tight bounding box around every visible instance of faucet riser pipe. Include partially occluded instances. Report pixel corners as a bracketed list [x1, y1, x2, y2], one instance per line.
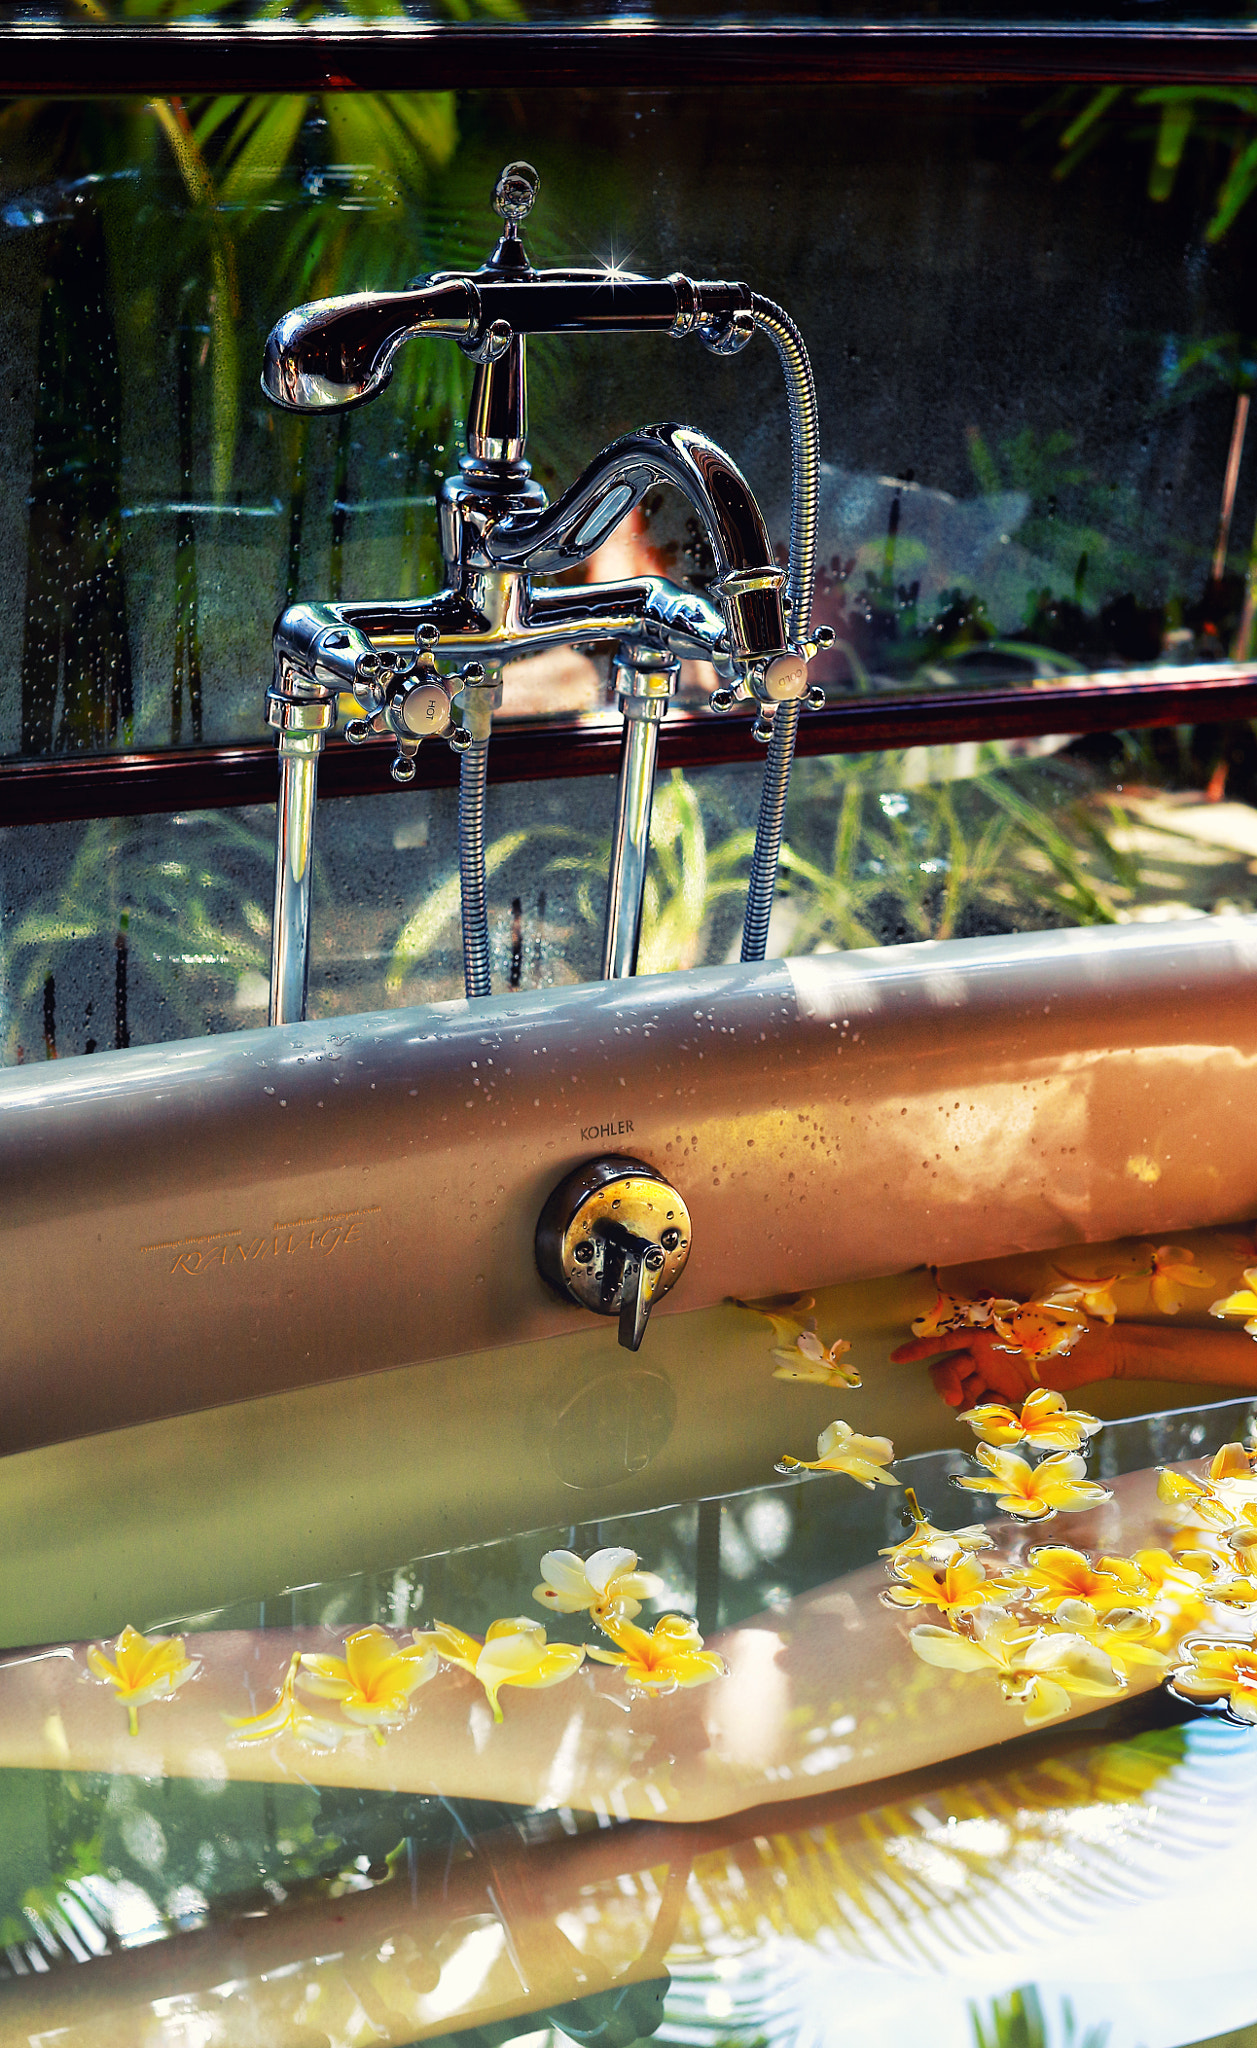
[269, 734, 321, 1026]
[602, 716, 661, 979]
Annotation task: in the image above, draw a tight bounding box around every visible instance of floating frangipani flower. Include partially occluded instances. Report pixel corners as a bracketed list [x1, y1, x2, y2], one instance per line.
[1129, 1547, 1226, 1632]
[533, 1547, 662, 1622]
[989, 1299, 1089, 1362]
[1168, 1637, 1257, 1722]
[296, 1626, 437, 1741]
[87, 1625, 200, 1737]
[733, 1292, 817, 1348]
[1155, 1468, 1236, 1528]
[1209, 1267, 1257, 1339]
[996, 1545, 1151, 1617]
[589, 1612, 726, 1695]
[878, 1486, 991, 1571]
[1155, 1451, 1257, 1534]
[954, 1446, 1112, 1523]
[1049, 1269, 1123, 1323]
[910, 1276, 1091, 1359]
[908, 1608, 1124, 1728]
[1140, 1245, 1215, 1315]
[1209, 1440, 1257, 1488]
[418, 1618, 584, 1724]
[911, 1281, 1001, 1340]
[776, 1419, 899, 1489]
[882, 1552, 1011, 1618]
[1049, 1599, 1172, 1678]
[958, 1387, 1102, 1454]
[1225, 1503, 1257, 1570]
[772, 1329, 860, 1388]
[226, 1651, 348, 1751]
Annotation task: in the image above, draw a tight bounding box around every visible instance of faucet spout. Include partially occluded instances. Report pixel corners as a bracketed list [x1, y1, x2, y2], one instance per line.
[483, 424, 794, 676]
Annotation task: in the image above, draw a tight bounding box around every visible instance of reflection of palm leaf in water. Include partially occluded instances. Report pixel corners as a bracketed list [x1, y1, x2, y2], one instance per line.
[660, 1722, 1251, 2045]
[970, 1984, 1110, 2048]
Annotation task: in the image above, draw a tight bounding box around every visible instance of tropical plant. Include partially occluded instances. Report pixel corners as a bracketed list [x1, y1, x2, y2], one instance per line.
[1053, 84, 1257, 244]
[776, 749, 1140, 954]
[0, 0, 520, 756]
[1, 810, 273, 1060]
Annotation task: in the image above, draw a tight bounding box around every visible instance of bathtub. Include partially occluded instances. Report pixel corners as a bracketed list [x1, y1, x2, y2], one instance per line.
[1, 915, 1256, 1645]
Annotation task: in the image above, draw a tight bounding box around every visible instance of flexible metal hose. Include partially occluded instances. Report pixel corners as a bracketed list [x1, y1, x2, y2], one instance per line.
[458, 735, 492, 998]
[739, 294, 820, 963]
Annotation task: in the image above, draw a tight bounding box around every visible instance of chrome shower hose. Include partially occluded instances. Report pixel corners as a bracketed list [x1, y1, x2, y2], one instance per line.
[739, 295, 820, 964]
[458, 734, 492, 999]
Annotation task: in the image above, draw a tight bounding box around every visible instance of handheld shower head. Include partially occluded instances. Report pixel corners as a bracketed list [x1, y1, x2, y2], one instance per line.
[261, 278, 475, 412]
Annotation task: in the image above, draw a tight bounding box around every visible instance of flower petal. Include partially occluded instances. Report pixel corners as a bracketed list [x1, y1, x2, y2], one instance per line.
[908, 1626, 997, 1673]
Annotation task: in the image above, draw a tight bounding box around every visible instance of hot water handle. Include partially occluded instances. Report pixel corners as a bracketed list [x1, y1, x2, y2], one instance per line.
[535, 1157, 692, 1352]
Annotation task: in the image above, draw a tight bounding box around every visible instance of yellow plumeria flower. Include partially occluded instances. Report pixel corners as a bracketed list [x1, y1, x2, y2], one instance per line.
[997, 1545, 1150, 1617]
[1129, 1547, 1225, 1632]
[418, 1618, 585, 1724]
[909, 1608, 1123, 1727]
[1144, 1245, 1214, 1315]
[772, 1329, 861, 1388]
[296, 1626, 437, 1742]
[883, 1552, 1010, 1618]
[533, 1547, 661, 1622]
[1050, 1269, 1122, 1323]
[1169, 1637, 1257, 1722]
[958, 1387, 1102, 1454]
[1225, 1502, 1257, 1571]
[776, 1419, 898, 1489]
[1156, 1468, 1235, 1527]
[1209, 1440, 1257, 1489]
[733, 1292, 817, 1348]
[878, 1487, 992, 1571]
[955, 1446, 1112, 1523]
[226, 1651, 348, 1751]
[989, 1299, 1088, 1362]
[1209, 1266, 1257, 1339]
[1050, 1599, 1171, 1678]
[87, 1624, 200, 1738]
[589, 1612, 726, 1695]
[1157, 1454, 1257, 1531]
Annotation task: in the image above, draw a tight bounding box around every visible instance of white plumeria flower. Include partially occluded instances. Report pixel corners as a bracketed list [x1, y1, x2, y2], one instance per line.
[533, 1546, 661, 1620]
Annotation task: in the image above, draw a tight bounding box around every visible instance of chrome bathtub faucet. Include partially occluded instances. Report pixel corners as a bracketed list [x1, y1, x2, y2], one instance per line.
[261, 161, 829, 1022]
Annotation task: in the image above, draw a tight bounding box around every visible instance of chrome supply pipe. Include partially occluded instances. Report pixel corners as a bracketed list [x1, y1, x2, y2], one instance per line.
[265, 644, 343, 1026]
[602, 650, 679, 978]
[740, 297, 821, 964]
[269, 733, 321, 1026]
[603, 722, 660, 979]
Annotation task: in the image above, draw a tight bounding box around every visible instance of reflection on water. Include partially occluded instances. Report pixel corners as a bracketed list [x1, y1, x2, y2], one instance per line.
[3, 1399, 1257, 2045]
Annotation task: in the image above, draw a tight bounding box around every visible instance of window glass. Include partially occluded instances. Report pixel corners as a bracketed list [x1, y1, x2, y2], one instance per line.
[0, 81, 1256, 758]
[4, 76, 1257, 1059]
[6, 724, 1256, 1060]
